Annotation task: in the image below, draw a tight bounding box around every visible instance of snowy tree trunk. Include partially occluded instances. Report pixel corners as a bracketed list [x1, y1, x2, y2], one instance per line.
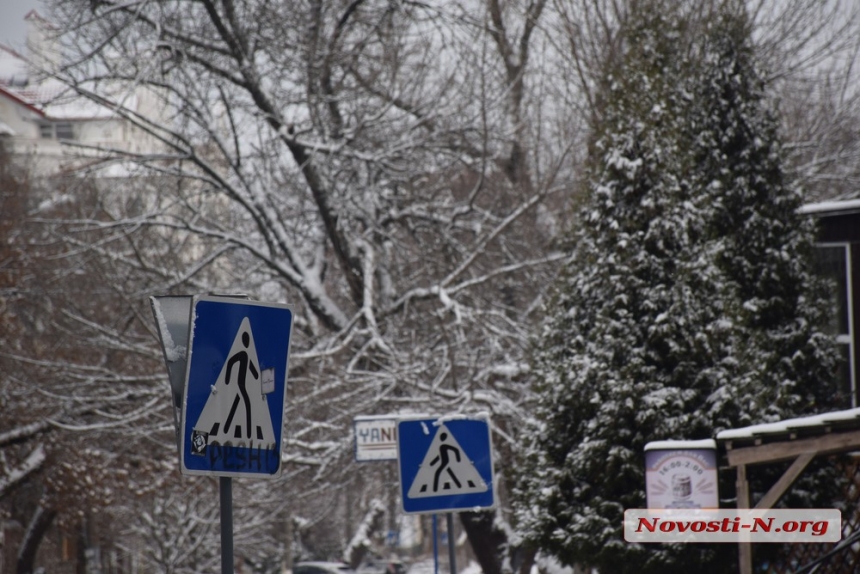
[458, 511, 524, 574]
[459, 512, 499, 574]
[15, 505, 56, 574]
[343, 499, 385, 569]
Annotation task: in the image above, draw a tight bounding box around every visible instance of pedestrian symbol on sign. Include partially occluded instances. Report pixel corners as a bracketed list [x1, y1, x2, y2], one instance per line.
[407, 424, 487, 499]
[177, 296, 293, 478]
[192, 317, 276, 453]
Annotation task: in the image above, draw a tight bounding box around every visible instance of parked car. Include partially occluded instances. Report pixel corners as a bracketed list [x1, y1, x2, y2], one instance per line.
[358, 559, 407, 574]
[294, 562, 358, 574]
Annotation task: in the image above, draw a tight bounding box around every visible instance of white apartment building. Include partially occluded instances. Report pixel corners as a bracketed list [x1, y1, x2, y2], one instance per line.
[0, 10, 164, 176]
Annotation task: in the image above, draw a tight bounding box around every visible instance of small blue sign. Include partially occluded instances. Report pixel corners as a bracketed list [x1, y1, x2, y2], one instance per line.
[397, 416, 495, 514]
[180, 296, 293, 478]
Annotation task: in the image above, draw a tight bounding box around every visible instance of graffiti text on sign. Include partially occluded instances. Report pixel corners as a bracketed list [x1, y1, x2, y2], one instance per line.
[207, 441, 280, 473]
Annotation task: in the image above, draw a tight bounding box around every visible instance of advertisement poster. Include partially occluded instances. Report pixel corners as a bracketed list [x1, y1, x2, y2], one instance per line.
[645, 440, 719, 509]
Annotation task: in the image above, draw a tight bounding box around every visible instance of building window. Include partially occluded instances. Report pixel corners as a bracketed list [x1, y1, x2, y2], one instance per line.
[813, 244, 855, 407]
[55, 122, 74, 140]
[38, 122, 76, 140]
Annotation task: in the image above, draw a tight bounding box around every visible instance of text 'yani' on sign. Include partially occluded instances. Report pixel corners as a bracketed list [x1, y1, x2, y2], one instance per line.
[354, 416, 399, 461]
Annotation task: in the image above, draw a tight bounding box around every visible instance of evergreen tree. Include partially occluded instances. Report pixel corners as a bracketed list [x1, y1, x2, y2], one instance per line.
[691, 10, 838, 427]
[516, 4, 837, 573]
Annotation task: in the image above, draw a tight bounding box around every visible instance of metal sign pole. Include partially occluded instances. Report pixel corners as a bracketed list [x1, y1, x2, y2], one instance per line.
[446, 513, 456, 574]
[153, 295, 292, 574]
[221, 477, 234, 574]
[432, 514, 438, 574]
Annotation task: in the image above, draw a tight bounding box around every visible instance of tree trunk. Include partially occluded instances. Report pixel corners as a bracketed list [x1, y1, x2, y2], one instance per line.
[516, 545, 537, 574]
[15, 505, 56, 574]
[459, 511, 505, 574]
[343, 500, 385, 569]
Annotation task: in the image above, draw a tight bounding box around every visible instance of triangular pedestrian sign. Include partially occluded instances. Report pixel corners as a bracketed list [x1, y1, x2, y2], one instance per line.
[192, 317, 276, 448]
[397, 416, 495, 514]
[180, 296, 293, 478]
[406, 424, 488, 498]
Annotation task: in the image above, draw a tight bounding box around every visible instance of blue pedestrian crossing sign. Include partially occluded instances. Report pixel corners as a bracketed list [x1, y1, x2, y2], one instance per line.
[397, 416, 495, 514]
[180, 296, 293, 478]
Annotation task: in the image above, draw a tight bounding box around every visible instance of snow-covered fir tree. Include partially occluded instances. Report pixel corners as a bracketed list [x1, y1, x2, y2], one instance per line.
[691, 9, 838, 427]
[516, 3, 838, 573]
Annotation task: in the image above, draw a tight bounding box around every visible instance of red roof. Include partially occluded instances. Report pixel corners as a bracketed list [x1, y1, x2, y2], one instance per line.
[0, 84, 45, 117]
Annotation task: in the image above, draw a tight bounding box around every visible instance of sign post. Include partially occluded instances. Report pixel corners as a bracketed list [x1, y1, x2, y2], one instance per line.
[151, 295, 293, 574]
[396, 415, 495, 574]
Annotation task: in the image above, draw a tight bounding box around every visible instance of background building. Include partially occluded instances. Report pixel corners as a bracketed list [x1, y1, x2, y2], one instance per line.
[0, 10, 163, 177]
[801, 199, 860, 407]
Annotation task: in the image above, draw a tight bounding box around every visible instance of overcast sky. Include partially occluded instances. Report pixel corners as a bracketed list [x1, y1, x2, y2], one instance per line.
[0, 0, 43, 49]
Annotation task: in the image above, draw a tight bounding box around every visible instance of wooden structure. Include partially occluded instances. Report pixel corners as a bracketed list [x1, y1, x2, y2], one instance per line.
[717, 408, 860, 573]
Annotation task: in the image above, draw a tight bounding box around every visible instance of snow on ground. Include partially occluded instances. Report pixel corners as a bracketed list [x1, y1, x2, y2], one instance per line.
[406, 558, 482, 574]
[406, 556, 582, 574]
[406, 558, 440, 574]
